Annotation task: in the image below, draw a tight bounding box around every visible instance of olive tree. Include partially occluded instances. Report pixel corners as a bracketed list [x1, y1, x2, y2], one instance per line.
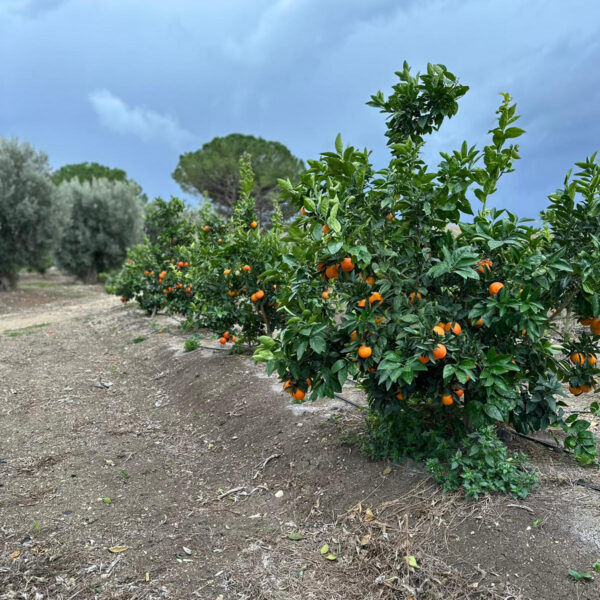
[55, 178, 144, 283]
[0, 137, 61, 290]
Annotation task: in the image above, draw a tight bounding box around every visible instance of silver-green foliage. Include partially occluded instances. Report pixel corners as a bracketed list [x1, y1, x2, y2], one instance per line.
[55, 178, 144, 282]
[0, 137, 61, 288]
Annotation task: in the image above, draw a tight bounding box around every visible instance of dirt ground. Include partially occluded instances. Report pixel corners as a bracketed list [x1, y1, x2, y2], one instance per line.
[2, 271, 600, 600]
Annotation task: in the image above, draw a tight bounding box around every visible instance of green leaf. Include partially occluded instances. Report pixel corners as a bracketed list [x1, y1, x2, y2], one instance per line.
[309, 336, 326, 354]
[320, 544, 329, 555]
[288, 532, 305, 540]
[335, 133, 343, 154]
[406, 555, 419, 568]
[483, 404, 503, 421]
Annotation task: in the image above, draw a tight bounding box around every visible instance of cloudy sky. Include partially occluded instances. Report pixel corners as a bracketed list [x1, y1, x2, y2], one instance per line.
[1, 0, 599, 218]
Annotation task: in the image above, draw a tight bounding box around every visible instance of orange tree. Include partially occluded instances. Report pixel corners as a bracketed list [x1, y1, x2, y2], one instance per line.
[110, 197, 196, 314]
[255, 63, 600, 486]
[183, 154, 289, 345]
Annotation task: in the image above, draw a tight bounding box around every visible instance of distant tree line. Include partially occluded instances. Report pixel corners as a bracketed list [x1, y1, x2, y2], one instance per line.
[0, 134, 303, 290]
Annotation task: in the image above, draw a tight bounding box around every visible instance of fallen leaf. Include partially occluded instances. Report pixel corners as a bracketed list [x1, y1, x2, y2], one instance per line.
[102, 497, 111, 504]
[383, 466, 392, 475]
[288, 532, 304, 540]
[145, 572, 150, 582]
[320, 543, 329, 555]
[326, 553, 337, 561]
[9, 550, 20, 559]
[105, 459, 115, 466]
[182, 546, 192, 555]
[406, 555, 419, 568]
[360, 534, 372, 546]
[108, 546, 129, 554]
[365, 508, 375, 521]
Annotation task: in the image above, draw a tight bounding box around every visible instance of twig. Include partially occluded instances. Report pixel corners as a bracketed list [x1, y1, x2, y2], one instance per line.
[506, 503, 534, 514]
[334, 393, 364, 409]
[576, 479, 600, 493]
[218, 486, 245, 500]
[253, 454, 281, 479]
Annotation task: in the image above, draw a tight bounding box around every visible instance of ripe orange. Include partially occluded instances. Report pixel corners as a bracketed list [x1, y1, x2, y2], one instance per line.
[448, 322, 461, 335]
[396, 391, 404, 400]
[591, 318, 600, 335]
[176, 283, 183, 289]
[473, 318, 484, 328]
[369, 292, 383, 305]
[357, 299, 366, 308]
[243, 265, 251, 272]
[316, 262, 326, 272]
[250, 293, 257, 302]
[250, 221, 258, 229]
[358, 345, 372, 359]
[322, 224, 330, 234]
[227, 290, 235, 297]
[351, 330, 358, 341]
[489, 282, 504, 296]
[255, 290, 265, 299]
[341, 257, 354, 272]
[569, 385, 583, 396]
[432, 344, 447, 360]
[218, 238, 222, 243]
[441, 394, 453, 406]
[322, 290, 329, 300]
[365, 275, 376, 285]
[580, 317, 593, 326]
[283, 379, 292, 391]
[120, 297, 127, 303]
[452, 386, 464, 398]
[231, 335, 237, 342]
[219, 337, 227, 345]
[224, 331, 230, 339]
[204, 225, 210, 231]
[301, 206, 307, 216]
[325, 264, 340, 279]
[433, 325, 445, 337]
[418, 354, 430, 364]
[306, 378, 312, 387]
[375, 317, 383, 324]
[224, 269, 231, 275]
[162, 289, 168, 295]
[570, 352, 585, 365]
[580, 384, 593, 393]
[293, 388, 306, 401]
[588, 354, 597, 366]
[177, 261, 184, 268]
[409, 292, 422, 304]
[386, 213, 394, 221]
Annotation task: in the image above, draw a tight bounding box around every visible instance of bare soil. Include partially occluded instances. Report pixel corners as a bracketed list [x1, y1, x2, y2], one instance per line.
[1, 272, 600, 600]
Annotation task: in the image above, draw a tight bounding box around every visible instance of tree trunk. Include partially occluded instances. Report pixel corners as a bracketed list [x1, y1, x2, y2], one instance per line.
[83, 266, 98, 285]
[0, 271, 18, 291]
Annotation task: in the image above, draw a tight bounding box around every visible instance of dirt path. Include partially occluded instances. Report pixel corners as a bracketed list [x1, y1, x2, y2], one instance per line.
[2, 273, 600, 599]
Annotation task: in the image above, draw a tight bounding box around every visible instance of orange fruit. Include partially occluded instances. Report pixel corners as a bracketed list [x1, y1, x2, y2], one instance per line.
[176, 283, 183, 289]
[569, 385, 583, 396]
[255, 290, 265, 299]
[177, 261, 184, 268]
[489, 282, 504, 296]
[219, 337, 227, 345]
[369, 292, 383, 305]
[396, 391, 404, 400]
[231, 335, 237, 342]
[341, 257, 354, 272]
[358, 345, 372, 359]
[223, 269, 231, 275]
[448, 322, 461, 335]
[322, 290, 329, 300]
[473, 318, 484, 328]
[409, 292, 422, 304]
[293, 388, 306, 401]
[316, 262, 326, 272]
[322, 224, 330, 234]
[418, 354, 430, 364]
[375, 317, 383, 324]
[580, 317, 593, 326]
[250, 293, 258, 302]
[521, 329, 527, 335]
[301, 206, 307, 216]
[386, 213, 394, 221]
[433, 325, 445, 337]
[357, 299, 366, 308]
[432, 344, 447, 360]
[227, 290, 235, 297]
[204, 225, 210, 231]
[452, 386, 464, 398]
[325, 264, 340, 279]
[243, 265, 251, 272]
[588, 354, 597, 366]
[283, 380, 292, 391]
[580, 384, 592, 393]
[306, 378, 312, 387]
[218, 238, 222, 243]
[570, 352, 585, 365]
[250, 221, 258, 229]
[441, 394, 453, 406]
[365, 276, 376, 285]
[224, 331, 230, 339]
[351, 330, 358, 341]
[162, 289, 168, 294]
[591, 318, 600, 335]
